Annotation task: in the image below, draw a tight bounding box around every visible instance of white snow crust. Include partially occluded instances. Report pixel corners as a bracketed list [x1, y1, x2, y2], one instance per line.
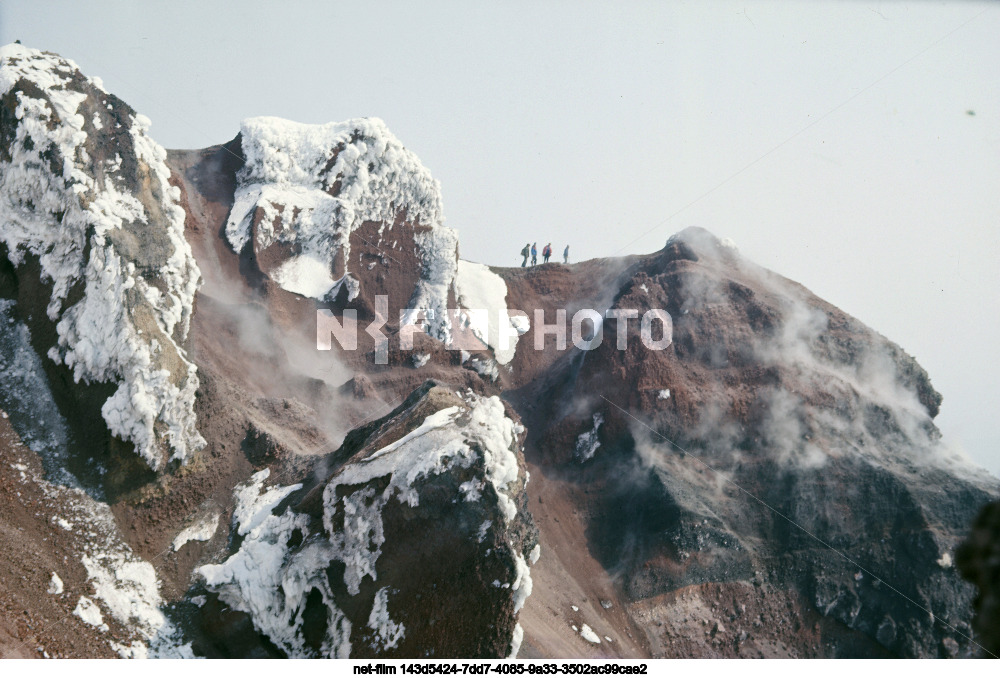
[231, 469, 302, 536]
[198, 470, 351, 658]
[579, 624, 601, 644]
[367, 587, 405, 650]
[0, 45, 204, 470]
[454, 260, 529, 365]
[51, 477, 192, 657]
[74, 596, 108, 631]
[171, 512, 220, 551]
[48, 572, 64, 595]
[574, 413, 604, 462]
[510, 551, 533, 614]
[507, 623, 524, 659]
[271, 254, 338, 298]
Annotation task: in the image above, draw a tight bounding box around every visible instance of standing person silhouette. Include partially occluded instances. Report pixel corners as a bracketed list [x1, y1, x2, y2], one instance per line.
[531, 243, 538, 266]
[520, 243, 530, 267]
[563, 245, 569, 264]
[542, 243, 552, 263]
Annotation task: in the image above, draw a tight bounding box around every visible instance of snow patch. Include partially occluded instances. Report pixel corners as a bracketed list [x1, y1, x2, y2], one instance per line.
[511, 551, 533, 614]
[574, 413, 604, 462]
[52, 485, 194, 657]
[454, 260, 528, 365]
[74, 596, 108, 632]
[580, 624, 601, 644]
[657, 389, 671, 400]
[271, 255, 338, 299]
[937, 552, 953, 568]
[81, 553, 168, 642]
[48, 572, 64, 595]
[172, 513, 220, 551]
[469, 357, 499, 382]
[231, 469, 302, 536]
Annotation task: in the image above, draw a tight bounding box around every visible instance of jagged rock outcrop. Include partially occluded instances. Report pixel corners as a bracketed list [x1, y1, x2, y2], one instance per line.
[193, 383, 537, 658]
[0, 44, 203, 473]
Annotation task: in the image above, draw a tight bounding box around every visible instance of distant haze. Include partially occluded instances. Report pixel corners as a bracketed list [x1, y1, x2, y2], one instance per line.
[2, 1, 998, 476]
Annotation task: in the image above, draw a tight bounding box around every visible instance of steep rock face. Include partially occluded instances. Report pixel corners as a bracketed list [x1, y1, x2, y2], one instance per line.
[194, 383, 537, 658]
[0, 44, 203, 473]
[504, 228, 997, 657]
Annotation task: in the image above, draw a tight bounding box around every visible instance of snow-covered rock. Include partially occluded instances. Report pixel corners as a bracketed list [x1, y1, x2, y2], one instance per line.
[0, 44, 204, 470]
[198, 382, 537, 658]
[225, 116, 457, 342]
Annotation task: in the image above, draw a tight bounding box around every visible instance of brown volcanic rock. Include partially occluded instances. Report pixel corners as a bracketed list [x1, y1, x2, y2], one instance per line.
[0, 412, 116, 658]
[504, 227, 995, 657]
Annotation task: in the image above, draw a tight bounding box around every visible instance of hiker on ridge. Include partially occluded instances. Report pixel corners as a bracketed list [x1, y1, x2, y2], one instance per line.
[542, 243, 552, 263]
[531, 243, 538, 266]
[563, 245, 569, 264]
[520, 243, 530, 267]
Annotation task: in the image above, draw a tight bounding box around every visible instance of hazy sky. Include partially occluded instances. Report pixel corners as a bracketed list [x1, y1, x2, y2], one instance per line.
[2, 1, 998, 475]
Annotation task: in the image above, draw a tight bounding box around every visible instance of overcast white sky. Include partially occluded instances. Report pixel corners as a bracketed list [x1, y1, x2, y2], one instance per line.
[2, 1, 998, 475]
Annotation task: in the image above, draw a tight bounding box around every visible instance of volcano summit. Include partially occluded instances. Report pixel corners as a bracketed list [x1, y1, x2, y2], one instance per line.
[0, 45, 996, 659]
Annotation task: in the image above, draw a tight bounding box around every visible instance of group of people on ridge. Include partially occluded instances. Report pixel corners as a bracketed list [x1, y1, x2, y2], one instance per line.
[520, 242, 569, 267]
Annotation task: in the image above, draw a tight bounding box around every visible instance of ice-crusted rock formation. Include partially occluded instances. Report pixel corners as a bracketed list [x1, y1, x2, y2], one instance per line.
[225, 116, 457, 342]
[196, 382, 537, 658]
[0, 44, 203, 470]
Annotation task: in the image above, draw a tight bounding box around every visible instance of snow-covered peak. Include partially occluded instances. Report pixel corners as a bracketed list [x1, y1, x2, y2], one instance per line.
[0, 44, 204, 470]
